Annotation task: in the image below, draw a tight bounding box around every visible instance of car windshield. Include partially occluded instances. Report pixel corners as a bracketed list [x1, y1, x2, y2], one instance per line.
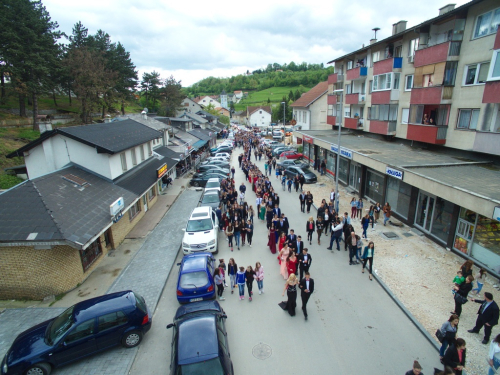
[186, 218, 213, 232]
[202, 194, 219, 203]
[205, 182, 220, 189]
[134, 292, 148, 314]
[179, 357, 224, 374]
[180, 271, 209, 289]
[46, 306, 75, 345]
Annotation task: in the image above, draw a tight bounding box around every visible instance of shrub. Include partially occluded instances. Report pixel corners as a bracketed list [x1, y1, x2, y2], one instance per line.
[0, 174, 24, 189]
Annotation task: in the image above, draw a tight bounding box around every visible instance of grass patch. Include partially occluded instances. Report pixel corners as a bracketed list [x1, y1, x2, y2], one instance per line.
[0, 174, 24, 189]
[234, 86, 312, 111]
[49, 292, 67, 306]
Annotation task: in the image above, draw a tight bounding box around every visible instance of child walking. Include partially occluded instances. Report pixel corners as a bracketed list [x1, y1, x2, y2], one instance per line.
[245, 266, 256, 301]
[255, 262, 264, 294]
[228, 258, 237, 294]
[236, 266, 246, 300]
[472, 268, 487, 295]
[214, 268, 225, 301]
[219, 259, 227, 287]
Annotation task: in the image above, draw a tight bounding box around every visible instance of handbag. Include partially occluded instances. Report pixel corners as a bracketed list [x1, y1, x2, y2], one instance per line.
[435, 329, 445, 343]
[454, 293, 468, 304]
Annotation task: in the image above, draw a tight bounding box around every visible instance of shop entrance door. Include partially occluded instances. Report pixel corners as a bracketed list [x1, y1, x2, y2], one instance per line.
[415, 191, 435, 232]
[143, 195, 148, 212]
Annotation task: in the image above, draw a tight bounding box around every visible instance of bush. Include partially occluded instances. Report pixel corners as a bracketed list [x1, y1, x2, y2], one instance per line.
[0, 174, 24, 189]
[297, 146, 303, 153]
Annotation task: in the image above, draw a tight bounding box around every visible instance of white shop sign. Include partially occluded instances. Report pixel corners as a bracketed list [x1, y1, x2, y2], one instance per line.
[330, 144, 353, 160]
[386, 167, 404, 180]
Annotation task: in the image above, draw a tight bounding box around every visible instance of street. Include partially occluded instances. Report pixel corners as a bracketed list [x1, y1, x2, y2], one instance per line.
[130, 147, 442, 374]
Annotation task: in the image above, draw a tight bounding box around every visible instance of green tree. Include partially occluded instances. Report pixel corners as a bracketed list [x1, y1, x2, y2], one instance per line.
[140, 71, 161, 111]
[288, 90, 294, 102]
[294, 89, 301, 101]
[158, 75, 183, 117]
[0, 0, 62, 129]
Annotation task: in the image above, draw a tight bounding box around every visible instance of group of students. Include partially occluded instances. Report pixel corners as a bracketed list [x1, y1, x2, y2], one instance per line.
[214, 258, 265, 302]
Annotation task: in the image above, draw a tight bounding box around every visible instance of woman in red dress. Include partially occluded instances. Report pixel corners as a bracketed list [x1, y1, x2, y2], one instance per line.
[286, 251, 298, 277]
[267, 224, 277, 254]
[278, 232, 287, 251]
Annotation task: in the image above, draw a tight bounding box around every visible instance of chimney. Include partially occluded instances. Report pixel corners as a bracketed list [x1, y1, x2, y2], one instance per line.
[439, 4, 455, 15]
[392, 20, 407, 35]
[370, 39, 377, 45]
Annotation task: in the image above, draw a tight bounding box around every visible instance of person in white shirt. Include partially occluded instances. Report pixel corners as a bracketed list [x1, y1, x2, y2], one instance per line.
[488, 334, 500, 375]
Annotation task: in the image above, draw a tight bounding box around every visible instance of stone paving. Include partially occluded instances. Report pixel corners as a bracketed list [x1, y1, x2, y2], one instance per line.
[0, 189, 201, 375]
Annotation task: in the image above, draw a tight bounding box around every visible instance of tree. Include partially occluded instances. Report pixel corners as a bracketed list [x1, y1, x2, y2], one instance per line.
[140, 71, 161, 111]
[158, 75, 183, 117]
[288, 90, 294, 102]
[0, 0, 62, 129]
[294, 89, 301, 101]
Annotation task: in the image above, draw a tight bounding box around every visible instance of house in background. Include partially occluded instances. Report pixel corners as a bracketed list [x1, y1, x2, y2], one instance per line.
[179, 97, 202, 116]
[193, 95, 221, 108]
[291, 81, 329, 130]
[247, 106, 272, 127]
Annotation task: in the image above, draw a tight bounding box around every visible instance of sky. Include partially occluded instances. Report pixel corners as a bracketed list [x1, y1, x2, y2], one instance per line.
[43, 0, 471, 87]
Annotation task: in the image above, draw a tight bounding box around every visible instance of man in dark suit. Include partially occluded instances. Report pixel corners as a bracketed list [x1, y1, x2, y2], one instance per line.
[273, 204, 281, 218]
[292, 235, 304, 256]
[468, 292, 500, 344]
[298, 248, 312, 280]
[299, 272, 314, 320]
[299, 192, 306, 212]
[287, 229, 297, 245]
[280, 214, 289, 236]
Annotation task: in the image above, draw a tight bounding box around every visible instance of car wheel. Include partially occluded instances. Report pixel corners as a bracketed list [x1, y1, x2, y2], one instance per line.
[122, 330, 143, 348]
[192, 181, 200, 187]
[25, 363, 51, 375]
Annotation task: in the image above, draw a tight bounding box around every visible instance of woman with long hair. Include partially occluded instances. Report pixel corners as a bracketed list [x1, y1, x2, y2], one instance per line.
[225, 223, 234, 252]
[306, 216, 315, 245]
[279, 243, 290, 279]
[487, 333, 500, 375]
[286, 251, 298, 277]
[228, 258, 237, 294]
[255, 262, 264, 294]
[350, 197, 357, 220]
[305, 191, 314, 214]
[281, 273, 298, 316]
[214, 268, 225, 301]
[361, 241, 375, 280]
[443, 337, 466, 375]
[460, 259, 474, 279]
[267, 224, 277, 254]
[452, 275, 473, 317]
[316, 216, 324, 245]
[438, 314, 459, 360]
[278, 231, 287, 251]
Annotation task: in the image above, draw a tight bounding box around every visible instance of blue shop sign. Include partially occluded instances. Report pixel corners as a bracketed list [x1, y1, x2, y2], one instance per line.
[386, 167, 404, 180]
[330, 144, 353, 160]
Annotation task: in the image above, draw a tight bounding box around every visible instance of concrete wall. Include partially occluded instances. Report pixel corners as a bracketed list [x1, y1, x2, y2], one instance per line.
[310, 94, 328, 130]
[249, 111, 271, 127]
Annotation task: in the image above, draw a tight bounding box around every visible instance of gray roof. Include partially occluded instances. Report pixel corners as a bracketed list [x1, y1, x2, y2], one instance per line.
[115, 114, 169, 132]
[181, 112, 208, 124]
[189, 129, 211, 141]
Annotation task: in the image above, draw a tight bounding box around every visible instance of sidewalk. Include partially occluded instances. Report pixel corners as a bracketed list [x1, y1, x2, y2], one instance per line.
[298, 167, 495, 375]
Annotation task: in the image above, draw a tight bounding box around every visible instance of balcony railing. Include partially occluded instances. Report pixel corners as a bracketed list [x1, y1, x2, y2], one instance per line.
[407, 124, 447, 144]
[327, 94, 337, 105]
[337, 74, 344, 82]
[442, 86, 453, 100]
[414, 41, 450, 67]
[346, 67, 367, 81]
[436, 126, 448, 140]
[388, 121, 397, 132]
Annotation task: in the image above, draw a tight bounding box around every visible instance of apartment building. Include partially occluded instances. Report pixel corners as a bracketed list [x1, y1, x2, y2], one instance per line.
[295, 0, 500, 275]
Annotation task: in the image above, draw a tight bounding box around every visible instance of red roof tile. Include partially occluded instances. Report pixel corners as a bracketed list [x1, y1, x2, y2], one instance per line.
[290, 81, 328, 108]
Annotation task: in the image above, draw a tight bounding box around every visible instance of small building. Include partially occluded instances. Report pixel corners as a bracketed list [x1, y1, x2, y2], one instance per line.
[291, 81, 329, 130]
[246, 106, 272, 128]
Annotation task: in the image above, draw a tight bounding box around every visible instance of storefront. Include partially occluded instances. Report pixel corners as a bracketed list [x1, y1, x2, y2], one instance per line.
[302, 135, 314, 163]
[326, 151, 336, 176]
[414, 190, 455, 244]
[454, 208, 500, 269]
[330, 144, 352, 185]
[338, 158, 349, 184]
[364, 168, 385, 205]
[349, 162, 362, 192]
[383, 168, 411, 219]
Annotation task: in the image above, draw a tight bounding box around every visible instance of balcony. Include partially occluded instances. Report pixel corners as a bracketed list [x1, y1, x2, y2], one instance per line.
[327, 115, 337, 126]
[345, 93, 365, 105]
[369, 120, 397, 135]
[371, 90, 391, 105]
[410, 86, 452, 105]
[327, 94, 337, 105]
[473, 131, 500, 156]
[414, 41, 461, 67]
[407, 124, 447, 145]
[373, 57, 403, 75]
[483, 81, 500, 104]
[346, 66, 367, 81]
[328, 73, 337, 84]
[344, 117, 361, 129]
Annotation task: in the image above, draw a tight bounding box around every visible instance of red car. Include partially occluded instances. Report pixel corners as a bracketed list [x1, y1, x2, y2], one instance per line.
[280, 150, 304, 159]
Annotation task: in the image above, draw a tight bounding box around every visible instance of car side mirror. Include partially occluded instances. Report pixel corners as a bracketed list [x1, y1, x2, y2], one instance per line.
[166, 323, 175, 329]
[181, 228, 186, 232]
[221, 314, 227, 319]
[176, 262, 181, 266]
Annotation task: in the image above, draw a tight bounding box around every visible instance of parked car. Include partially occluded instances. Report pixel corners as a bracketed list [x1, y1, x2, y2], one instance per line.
[283, 166, 317, 183]
[182, 206, 219, 254]
[272, 131, 283, 140]
[200, 160, 230, 169]
[213, 152, 231, 159]
[280, 150, 304, 159]
[175, 253, 216, 304]
[166, 301, 233, 374]
[272, 146, 294, 157]
[196, 165, 230, 175]
[204, 178, 221, 194]
[210, 146, 232, 155]
[0, 290, 151, 375]
[189, 172, 227, 187]
[277, 159, 309, 169]
[205, 156, 229, 164]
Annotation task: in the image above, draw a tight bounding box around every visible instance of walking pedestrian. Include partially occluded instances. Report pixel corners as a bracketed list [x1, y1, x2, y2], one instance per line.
[281, 273, 298, 316]
[350, 197, 357, 220]
[231, 166, 235, 179]
[287, 177, 293, 192]
[467, 292, 499, 344]
[404, 360, 423, 375]
[255, 262, 264, 294]
[233, 219, 242, 250]
[374, 202, 381, 223]
[383, 202, 391, 226]
[316, 216, 324, 245]
[306, 191, 313, 213]
[236, 266, 246, 300]
[451, 275, 473, 317]
[327, 219, 343, 251]
[219, 258, 227, 286]
[286, 251, 298, 277]
[245, 266, 255, 301]
[361, 241, 375, 280]
[306, 216, 315, 245]
[298, 248, 312, 280]
[299, 191, 306, 212]
[361, 214, 370, 239]
[487, 334, 500, 375]
[214, 268, 225, 301]
[356, 198, 364, 219]
[228, 258, 237, 294]
[347, 230, 360, 265]
[279, 243, 290, 280]
[299, 272, 314, 320]
[225, 223, 234, 252]
[245, 219, 253, 247]
[472, 268, 487, 295]
[438, 314, 459, 360]
[443, 338, 466, 375]
[294, 174, 300, 192]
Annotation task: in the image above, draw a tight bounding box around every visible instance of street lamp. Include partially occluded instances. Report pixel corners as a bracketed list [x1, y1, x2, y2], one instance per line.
[333, 89, 343, 213]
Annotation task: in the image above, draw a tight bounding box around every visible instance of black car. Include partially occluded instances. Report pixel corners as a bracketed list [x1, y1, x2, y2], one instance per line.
[196, 165, 230, 175]
[200, 160, 230, 169]
[210, 146, 233, 155]
[190, 173, 227, 187]
[166, 301, 233, 375]
[1, 291, 151, 375]
[277, 159, 309, 169]
[284, 166, 317, 183]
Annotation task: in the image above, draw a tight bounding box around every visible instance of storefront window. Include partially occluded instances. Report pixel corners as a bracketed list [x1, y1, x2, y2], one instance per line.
[364, 169, 384, 206]
[349, 163, 361, 192]
[454, 208, 476, 254]
[471, 215, 500, 269]
[338, 158, 349, 184]
[303, 143, 310, 162]
[430, 198, 454, 243]
[326, 151, 336, 176]
[385, 177, 411, 219]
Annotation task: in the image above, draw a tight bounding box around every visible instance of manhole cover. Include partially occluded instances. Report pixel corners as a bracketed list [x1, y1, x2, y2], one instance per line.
[401, 232, 413, 237]
[252, 343, 272, 360]
[382, 232, 398, 238]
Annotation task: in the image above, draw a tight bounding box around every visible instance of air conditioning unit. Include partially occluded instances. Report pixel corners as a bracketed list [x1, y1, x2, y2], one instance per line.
[408, 55, 414, 63]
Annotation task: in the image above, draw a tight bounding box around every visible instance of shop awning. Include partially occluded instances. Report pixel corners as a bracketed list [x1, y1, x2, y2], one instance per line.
[192, 139, 208, 150]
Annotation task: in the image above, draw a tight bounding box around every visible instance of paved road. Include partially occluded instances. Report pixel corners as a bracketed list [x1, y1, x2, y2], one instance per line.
[0, 189, 201, 375]
[130, 148, 442, 374]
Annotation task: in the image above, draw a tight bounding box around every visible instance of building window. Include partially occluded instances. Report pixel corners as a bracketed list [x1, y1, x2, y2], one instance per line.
[457, 109, 480, 130]
[80, 239, 102, 272]
[131, 149, 137, 166]
[393, 73, 400, 89]
[371, 52, 380, 66]
[368, 104, 398, 121]
[147, 186, 156, 201]
[488, 50, 500, 81]
[405, 75, 413, 91]
[473, 7, 500, 39]
[120, 153, 127, 172]
[147, 142, 152, 156]
[372, 73, 392, 91]
[402, 108, 409, 124]
[368, 80, 373, 93]
[128, 200, 141, 221]
[464, 62, 490, 85]
[140, 145, 145, 161]
[347, 60, 353, 70]
[444, 61, 458, 86]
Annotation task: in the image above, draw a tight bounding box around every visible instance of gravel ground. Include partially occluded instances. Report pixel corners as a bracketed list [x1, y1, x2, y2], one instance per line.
[300, 169, 496, 375]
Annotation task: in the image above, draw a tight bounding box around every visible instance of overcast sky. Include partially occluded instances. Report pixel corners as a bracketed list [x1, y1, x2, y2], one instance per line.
[43, 0, 470, 87]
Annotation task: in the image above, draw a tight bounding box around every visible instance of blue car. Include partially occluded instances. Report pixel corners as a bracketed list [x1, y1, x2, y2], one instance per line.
[1, 290, 151, 375]
[176, 252, 216, 304]
[166, 301, 233, 375]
